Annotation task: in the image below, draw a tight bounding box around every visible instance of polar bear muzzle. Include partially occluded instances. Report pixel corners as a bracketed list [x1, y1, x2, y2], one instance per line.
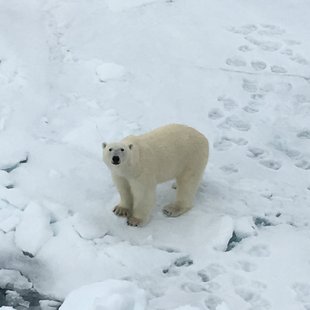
[112, 155, 120, 165]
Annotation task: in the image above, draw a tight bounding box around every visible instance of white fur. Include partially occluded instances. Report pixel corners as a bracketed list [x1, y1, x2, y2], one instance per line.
[103, 124, 209, 226]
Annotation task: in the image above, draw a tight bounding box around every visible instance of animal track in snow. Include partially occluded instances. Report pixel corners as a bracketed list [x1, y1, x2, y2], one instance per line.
[226, 56, 247, 67]
[204, 295, 225, 310]
[297, 130, 310, 139]
[235, 288, 271, 309]
[238, 45, 253, 52]
[243, 104, 259, 113]
[214, 136, 248, 151]
[242, 79, 258, 93]
[247, 244, 271, 257]
[228, 24, 257, 35]
[214, 137, 233, 151]
[293, 94, 309, 104]
[284, 39, 301, 46]
[290, 54, 309, 65]
[271, 137, 301, 159]
[258, 24, 286, 36]
[208, 108, 224, 120]
[295, 159, 310, 170]
[292, 282, 310, 303]
[259, 81, 292, 94]
[281, 48, 294, 56]
[245, 35, 282, 51]
[217, 96, 238, 111]
[220, 115, 251, 131]
[181, 282, 207, 293]
[270, 65, 287, 73]
[220, 164, 239, 174]
[251, 93, 265, 101]
[259, 159, 282, 170]
[174, 256, 193, 267]
[236, 261, 257, 272]
[197, 270, 210, 282]
[251, 61, 267, 71]
[198, 264, 226, 281]
[247, 147, 265, 159]
[162, 255, 193, 275]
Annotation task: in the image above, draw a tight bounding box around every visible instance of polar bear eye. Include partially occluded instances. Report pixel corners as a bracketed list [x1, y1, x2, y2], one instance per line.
[120, 148, 124, 152]
[109, 148, 113, 152]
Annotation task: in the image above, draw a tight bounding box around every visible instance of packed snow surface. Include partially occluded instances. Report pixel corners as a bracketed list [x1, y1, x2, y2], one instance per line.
[0, 0, 310, 309]
[59, 280, 146, 310]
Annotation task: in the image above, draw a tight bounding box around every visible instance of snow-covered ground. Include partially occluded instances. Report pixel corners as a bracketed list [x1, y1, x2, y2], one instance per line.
[0, 0, 310, 309]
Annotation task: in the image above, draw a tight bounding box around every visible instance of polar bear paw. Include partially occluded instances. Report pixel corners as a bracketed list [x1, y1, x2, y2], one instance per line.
[113, 206, 131, 217]
[162, 203, 191, 217]
[127, 216, 143, 227]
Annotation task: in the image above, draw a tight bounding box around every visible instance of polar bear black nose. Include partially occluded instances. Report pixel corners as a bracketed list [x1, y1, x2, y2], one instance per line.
[112, 156, 120, 165]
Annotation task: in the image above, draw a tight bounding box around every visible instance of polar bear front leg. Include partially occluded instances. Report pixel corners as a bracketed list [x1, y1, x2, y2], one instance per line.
[112, 175, 133, 218]
[127, 181, 156, 227]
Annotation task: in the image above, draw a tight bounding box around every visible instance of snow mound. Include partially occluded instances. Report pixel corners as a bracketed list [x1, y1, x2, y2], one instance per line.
[0, 269, 32, 290]
[72, 212, 108, 240]
[0, 213, 20, 233]
[15, 202, 53, 256]
[59, 280, 146, 310]
[96, 63, 126, 82]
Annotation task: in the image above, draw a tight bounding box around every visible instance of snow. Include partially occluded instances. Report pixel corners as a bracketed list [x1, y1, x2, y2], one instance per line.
[0, 171, 12, 188]
[96, 63, 126, 82]
[0, 269, 32, 290]
[59, 280, 146, 310]
[0, 0, 310, 309]
[15, 202, 53, 256]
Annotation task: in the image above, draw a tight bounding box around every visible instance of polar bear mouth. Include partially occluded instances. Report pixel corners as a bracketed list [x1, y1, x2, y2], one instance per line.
[112, 156, 120, 165]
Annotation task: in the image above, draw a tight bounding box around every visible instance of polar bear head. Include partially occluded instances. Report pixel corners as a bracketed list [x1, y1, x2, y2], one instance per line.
[102, 142, 135, 173]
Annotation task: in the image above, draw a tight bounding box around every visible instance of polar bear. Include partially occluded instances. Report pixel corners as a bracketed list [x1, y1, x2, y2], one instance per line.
[102, 124, 209, 226]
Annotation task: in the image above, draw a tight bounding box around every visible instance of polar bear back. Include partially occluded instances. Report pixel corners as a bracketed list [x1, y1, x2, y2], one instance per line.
[123, 124, 209, 184]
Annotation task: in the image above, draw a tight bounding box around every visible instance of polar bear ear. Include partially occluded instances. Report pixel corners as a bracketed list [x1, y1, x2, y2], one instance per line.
[102, 142, 107, 149]
[128, 144, 133, 150]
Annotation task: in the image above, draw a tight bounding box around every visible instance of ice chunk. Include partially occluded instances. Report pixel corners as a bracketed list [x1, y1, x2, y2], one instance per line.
[0, 269, 32, 290]
[15, 202, 53, 256]
[0, 151, 28, 173]
[42, 200, 70, 223]
[0, 171, 12, 187]
[39, 300, 62, 310]
[234, 217, 257, 239]
[0, 214, 20, 233]
[60, 280, 146, 310]
[0, 187, 29, 210]
[5, 290, 29, 308]
[209, 216, 234, 251]
[96, 63, 126, 82]
[0, 207, 21, 233]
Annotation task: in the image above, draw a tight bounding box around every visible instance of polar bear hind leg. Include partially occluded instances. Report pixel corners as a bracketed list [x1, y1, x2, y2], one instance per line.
[163, 166, 205, 217]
